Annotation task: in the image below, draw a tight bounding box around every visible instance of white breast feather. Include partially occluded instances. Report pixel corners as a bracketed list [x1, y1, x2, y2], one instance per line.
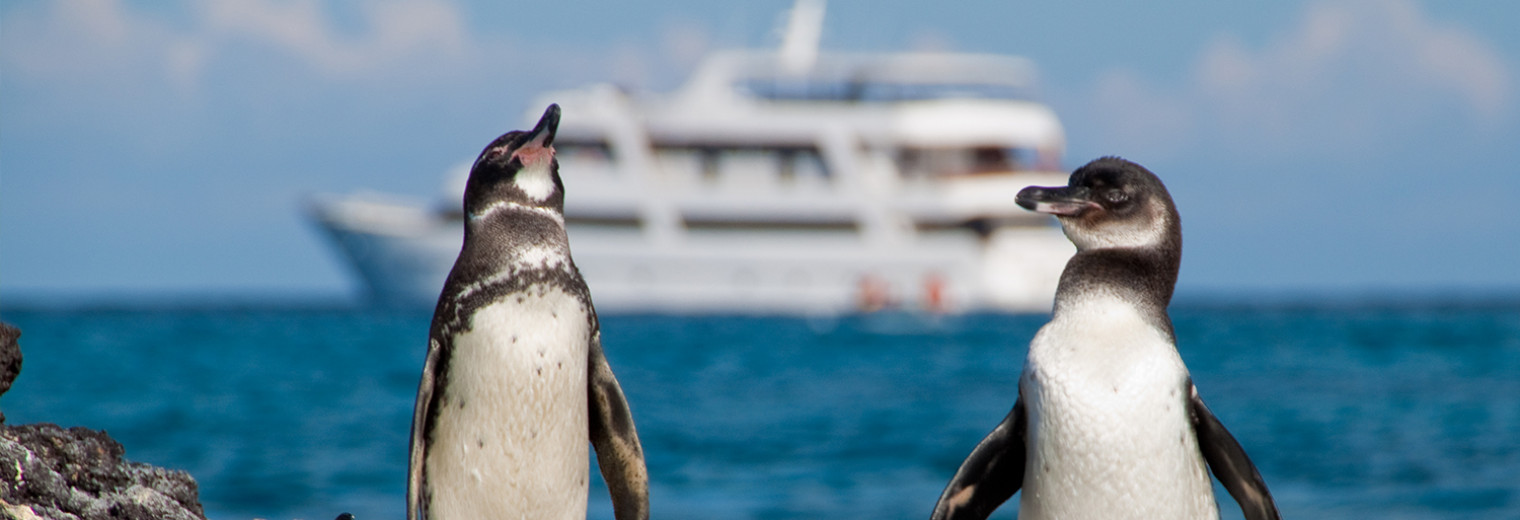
[514, 162, 555, 201]
[425, 285, 591, 520]
[1019, 295, 1218, 519]
[512, 244, 569, 272]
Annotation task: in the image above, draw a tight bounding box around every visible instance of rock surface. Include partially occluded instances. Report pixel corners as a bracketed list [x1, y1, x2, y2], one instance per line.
[0, 323, 208, 520]
[0, 323, 20, 421]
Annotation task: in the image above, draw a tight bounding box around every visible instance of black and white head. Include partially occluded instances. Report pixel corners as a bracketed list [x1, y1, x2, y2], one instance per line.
[463, 104, 564, 221]
[1015, 157, 1180, 254]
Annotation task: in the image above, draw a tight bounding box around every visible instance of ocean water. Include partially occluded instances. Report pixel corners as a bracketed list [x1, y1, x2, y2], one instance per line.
[1, 303, 1517, 519]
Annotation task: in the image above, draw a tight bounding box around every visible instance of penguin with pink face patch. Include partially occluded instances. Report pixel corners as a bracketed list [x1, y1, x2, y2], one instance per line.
[407, 105, 649, 520]
[930, 157, 1278, 520]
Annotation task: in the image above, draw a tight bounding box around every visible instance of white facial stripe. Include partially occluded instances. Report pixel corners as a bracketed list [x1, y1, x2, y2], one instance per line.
[1062, 204, 1170, 251]
[513, 161, 555, 201]
[473, 147, 500, 171]
[469, 200, 564, 225]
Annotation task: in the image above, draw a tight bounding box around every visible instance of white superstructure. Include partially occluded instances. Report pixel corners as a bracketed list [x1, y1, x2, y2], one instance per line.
[308, 9, 1074, 314]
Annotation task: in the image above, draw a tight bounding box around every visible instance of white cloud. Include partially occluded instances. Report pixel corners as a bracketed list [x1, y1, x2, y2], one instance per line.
[1, 0, 722, 103]
[1, 0, 474, 92]
[1087, 70, 1196, 156]
[1, 0, 201, 90]
[1081, 0, 1513, 159]
[195, 0, 470, 79]
[1199, 0, 1510, 122]
[660, 18, 713, 70]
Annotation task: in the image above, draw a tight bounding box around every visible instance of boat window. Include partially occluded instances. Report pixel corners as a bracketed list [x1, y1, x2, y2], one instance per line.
[684, 216, 858, 233]
[653, 147, 699, 182]
[557, 140, 614, 171]
[778, 147, 828, 183]
[700, 147, 721, 181]
[897, 147, 1034, 177]
[741, 79, 861, 102]
[972, 147, 1012, 172]
[654, 145, 830, 185]
[716, 148, 773, 182]
[778, 149, 798, 181]
[565, 214, 641, 230]
[740, 79, 1030, 102]
[857, 83, 1029, 102]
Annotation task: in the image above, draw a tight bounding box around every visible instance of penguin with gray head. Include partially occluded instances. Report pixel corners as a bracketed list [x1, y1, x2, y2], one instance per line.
[929, 157, 1278, 520]
[408, 104, 649, 520]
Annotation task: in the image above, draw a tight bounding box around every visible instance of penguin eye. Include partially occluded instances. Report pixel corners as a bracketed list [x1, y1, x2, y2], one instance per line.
[484, 148, 506, 161]
[1104, 190, 1128, 204]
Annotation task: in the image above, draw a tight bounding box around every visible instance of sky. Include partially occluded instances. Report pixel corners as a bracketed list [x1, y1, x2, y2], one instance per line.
[2, 0, 1518, 303]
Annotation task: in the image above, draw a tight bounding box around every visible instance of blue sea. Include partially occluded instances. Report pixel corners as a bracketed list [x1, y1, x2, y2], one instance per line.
[1, 302, 1517, 519]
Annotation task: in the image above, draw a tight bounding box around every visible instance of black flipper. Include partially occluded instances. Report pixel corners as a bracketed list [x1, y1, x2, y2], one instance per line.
[930, 396, 1027, 520]
[406, 339, 442, 520]
[1189, 384, 1280, 520]
[587, 332, 650, 520]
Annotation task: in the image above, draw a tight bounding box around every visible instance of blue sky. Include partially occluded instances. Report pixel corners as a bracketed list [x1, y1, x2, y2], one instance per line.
[3, 0, 1518, 302]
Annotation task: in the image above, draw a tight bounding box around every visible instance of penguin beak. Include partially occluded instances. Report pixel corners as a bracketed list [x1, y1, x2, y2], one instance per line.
[526, 103, 561, 148]
[1016, 185, 1099, 216]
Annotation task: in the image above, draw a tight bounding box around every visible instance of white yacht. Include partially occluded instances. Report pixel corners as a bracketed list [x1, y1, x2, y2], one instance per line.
[307, 3, 1074, 314]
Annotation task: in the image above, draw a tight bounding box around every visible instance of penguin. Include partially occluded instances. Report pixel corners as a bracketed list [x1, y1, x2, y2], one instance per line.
[929, 157, 1278, 520]
[407, 104, 649, 520]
